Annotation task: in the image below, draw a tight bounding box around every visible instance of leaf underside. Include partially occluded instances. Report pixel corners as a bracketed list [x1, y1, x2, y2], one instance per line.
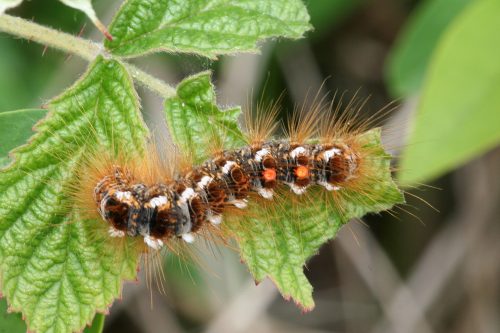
[105, 0, 312, 58]
[0, 57, 147, 333]
[165, 75, 403, 310]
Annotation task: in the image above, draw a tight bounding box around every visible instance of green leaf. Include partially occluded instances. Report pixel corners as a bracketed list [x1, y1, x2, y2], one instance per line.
[0, 57, 147, 333]
[386, 0, 472, 97]
[83, 314, 104, 333]
[164, 71, 245, 162]
[105, 0, 312, 59]
[0, 298, 26, 333]
[225, 129, 403, 310]
[163, 74, 402, 309]
[399, 0, 500, 185]
[0, 0, 22, 14]
[0, 109, 47, 167]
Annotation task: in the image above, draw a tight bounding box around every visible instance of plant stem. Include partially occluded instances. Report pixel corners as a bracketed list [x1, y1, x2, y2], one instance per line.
[0, 14, 176, 97]
[0, 14, 100, 60]
[123, 62, 176, 97]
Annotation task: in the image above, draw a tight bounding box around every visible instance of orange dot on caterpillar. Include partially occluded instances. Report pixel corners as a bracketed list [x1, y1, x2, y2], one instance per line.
[262, 168, 277, 181]
[294, 165, 309, 179]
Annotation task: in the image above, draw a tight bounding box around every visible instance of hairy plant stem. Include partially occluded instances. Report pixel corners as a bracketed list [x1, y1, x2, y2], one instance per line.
[0, 14, 176, 97]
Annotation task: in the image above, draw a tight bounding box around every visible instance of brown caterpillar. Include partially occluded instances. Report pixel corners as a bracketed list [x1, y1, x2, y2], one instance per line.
[87, 96, 390, 251]
[94, 141, 358, 249]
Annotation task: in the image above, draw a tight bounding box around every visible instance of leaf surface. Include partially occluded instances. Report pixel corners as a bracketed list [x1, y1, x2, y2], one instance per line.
[0, 57, 147, 333]
[163, 74, 403, 309]
[105, 0, 311, 58]
[399, 0, 500, 184]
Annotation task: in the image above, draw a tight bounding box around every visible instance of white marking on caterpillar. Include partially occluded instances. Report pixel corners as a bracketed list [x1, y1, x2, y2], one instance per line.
[287, 183, 307, 195]
[197, 175, 213, 189]
[231, 199, 248, 209]
[255, 148, 270, 162]
[323, 148, 342, 161]
[144, 235, 164, 250]
[181, 188, 196, 202]
[222, 161, 237, 174]
[318, 181, 341, 191]
[182, 233, 195, 243]
[149, 196, 168, 208]
[115, 191, 132, 201]
[290, 146, 307, 159]
[208, 214, 223, 225]
[108, 227, 125, 238]
[258, 188, 274, 199]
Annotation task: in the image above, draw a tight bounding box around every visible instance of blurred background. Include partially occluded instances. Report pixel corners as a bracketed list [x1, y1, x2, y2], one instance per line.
[1, 0, 499, 332]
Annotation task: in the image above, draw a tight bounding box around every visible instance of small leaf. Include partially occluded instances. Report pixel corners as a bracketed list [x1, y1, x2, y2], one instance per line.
[0, 57, 147, 333]
[164, 71, 245, 162]
[225, 129, 403, 310]
[105, 0, 311, 58]
[399, 0, 500, 185]
[386, 0, 471, 97]
[0, 0, 22, 14]
[0, 109, 47, 167]
[59, 0, 113, 40]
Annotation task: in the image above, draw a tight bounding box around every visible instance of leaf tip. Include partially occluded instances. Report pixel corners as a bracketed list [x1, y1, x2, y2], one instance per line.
[299, 303, 315, 313]
[285, 293, 315, 313]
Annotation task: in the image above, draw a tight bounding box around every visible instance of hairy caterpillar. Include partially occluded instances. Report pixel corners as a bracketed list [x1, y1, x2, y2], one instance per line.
[77, 95, 400, 253]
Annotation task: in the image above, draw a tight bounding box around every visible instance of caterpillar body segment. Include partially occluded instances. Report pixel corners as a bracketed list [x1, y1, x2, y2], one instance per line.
[94, 140, 360, 249]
